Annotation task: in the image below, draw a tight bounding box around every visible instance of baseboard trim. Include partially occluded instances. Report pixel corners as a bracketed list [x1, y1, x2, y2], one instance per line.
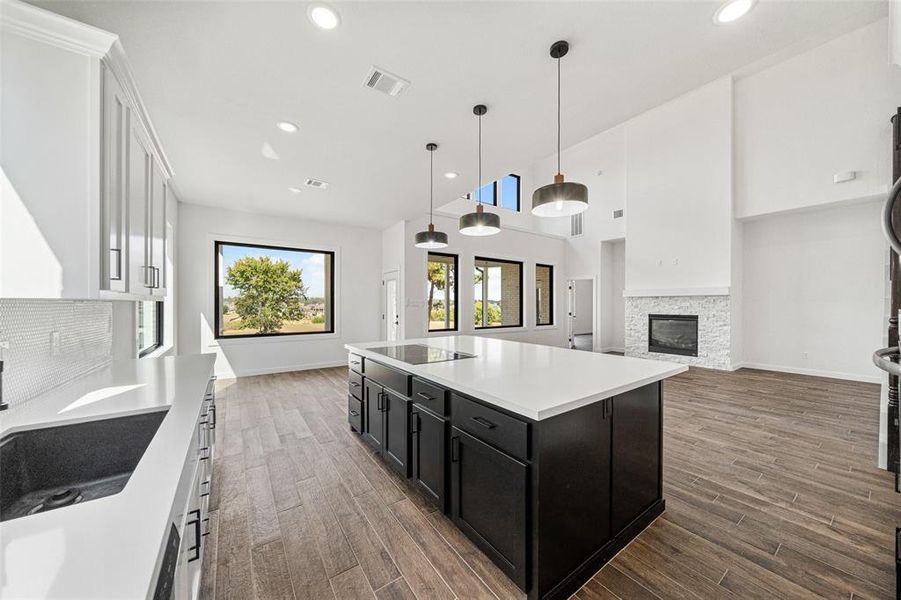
[738, 362, 881, 384]
[219, 360, 346, 378]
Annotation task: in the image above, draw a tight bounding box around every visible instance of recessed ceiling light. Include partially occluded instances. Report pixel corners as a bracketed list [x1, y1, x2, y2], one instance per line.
[288, 187, 302, 194]
[277, 121, 299, 133]
[308, 3, 340, 30]
[713, 0, 755, 24]
[444, 172, 458, 179]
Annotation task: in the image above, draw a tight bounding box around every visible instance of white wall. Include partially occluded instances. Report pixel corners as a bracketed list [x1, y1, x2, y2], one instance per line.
[177, 203, 381, 378]
[742, 200, 885, 382]
[735, 20, 900, 219]
[600, 240, 625, 351]
[400, 214, 567, 348]
[625, 78, 733, 292]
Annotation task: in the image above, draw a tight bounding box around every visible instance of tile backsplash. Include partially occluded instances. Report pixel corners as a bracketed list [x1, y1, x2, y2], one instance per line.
[0, 299, 113, 407]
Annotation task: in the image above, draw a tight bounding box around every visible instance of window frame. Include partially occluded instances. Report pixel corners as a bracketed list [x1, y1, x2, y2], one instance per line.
[465, 181, 498, 207]
[137, 300, 164, 358]
[427, 251, 459, 333]
[535, 263, 554, 327]
[473, 256, 524, 330]
[213, 240, 336, 340]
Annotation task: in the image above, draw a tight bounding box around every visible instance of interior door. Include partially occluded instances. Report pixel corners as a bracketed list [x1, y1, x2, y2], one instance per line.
[383, 271, 400, 341]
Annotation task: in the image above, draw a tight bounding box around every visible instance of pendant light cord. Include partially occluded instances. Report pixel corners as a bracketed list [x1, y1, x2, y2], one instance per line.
[477, 111, 483, 206]
[429, 147, 434, 223]
[557, 54, 561, 176]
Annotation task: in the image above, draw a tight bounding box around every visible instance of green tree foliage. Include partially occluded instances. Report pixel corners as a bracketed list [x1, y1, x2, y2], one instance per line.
[474, 301, 502, 326]
[225, 256, 308, 333]
[427, 261, 454, 325]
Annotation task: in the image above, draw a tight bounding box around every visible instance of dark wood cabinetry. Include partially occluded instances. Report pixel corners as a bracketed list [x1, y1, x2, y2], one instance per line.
[451, 427, 529, 589]
[360, 368, 412, 477]
[410, 406, 446, 510]
[348, 354, 664, 600]
[611, 385, 661, 533]
[362, 379, 384, 452]
[383, 388, 410, 476]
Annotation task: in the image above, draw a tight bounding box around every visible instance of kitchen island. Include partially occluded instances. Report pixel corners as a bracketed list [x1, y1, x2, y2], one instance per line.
[345, 336, 687, 600]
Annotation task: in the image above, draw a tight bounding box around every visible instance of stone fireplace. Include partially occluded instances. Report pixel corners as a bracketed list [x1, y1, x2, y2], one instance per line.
[625, 294, 733, 369]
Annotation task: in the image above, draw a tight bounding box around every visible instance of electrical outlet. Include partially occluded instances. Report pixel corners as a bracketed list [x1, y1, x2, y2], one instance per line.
[0, 340, 8, 361]
[801, 352, 808, 360]
[656, 259, 663, 267]
[50, 331, 61, 357]
[672, 258, 679, 266]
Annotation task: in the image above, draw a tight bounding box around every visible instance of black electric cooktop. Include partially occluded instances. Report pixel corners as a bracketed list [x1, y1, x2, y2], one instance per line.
[365, 344, 476, 365]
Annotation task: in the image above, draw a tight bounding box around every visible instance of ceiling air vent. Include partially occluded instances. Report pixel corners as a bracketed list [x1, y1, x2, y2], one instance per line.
[570, 213, 583, 237]
[613, 209, 624, 219]
[305, 178, 329, 189]
[363, 66, 410, 97]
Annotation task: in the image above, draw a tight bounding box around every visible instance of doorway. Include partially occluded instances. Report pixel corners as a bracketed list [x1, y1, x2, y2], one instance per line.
[567, 279, 595, 351]
[382, 270, 400, 341]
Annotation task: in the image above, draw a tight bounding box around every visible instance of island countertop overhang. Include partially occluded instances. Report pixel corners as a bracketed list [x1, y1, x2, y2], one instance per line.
[345, 336, 687, 421]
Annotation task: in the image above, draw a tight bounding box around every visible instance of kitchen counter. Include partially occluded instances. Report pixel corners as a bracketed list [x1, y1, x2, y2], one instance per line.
[345, 336, 687, 420]
[0, 354, 215, 600]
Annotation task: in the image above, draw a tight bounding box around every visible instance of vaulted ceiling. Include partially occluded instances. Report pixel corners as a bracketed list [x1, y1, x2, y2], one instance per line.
[33, 0, 886, 228]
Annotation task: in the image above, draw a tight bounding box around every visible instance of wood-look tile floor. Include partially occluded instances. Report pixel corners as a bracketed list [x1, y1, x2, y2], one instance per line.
[200, 366, 897, 600]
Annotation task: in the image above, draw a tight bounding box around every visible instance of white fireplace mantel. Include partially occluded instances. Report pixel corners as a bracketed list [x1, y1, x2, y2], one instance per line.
[622, 287, 730, 298]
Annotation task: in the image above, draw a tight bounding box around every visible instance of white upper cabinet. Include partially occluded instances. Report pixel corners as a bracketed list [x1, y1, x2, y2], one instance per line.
[0, 0, 174, 300]
[101, 66, 130, 293]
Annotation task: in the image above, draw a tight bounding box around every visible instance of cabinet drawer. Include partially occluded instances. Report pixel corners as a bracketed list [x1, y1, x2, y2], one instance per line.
[412, 378, 448, 415]
[365, 361, 411, 397]
[348, 353, 365, 373]
[348, 395, 363, 432]
[348, 370, 364, 401]
[451, 394, 529, 462]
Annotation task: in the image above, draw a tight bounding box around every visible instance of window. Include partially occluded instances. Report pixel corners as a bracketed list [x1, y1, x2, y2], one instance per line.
[536, 264, 554, 326]
[427, 252, 458, 332]
[499, 174, 520, 211]
[215, 241, 335, 338]
[137, 301, 163, 357]
[473, 257, 523, 328]
[465, 174, 520, 212]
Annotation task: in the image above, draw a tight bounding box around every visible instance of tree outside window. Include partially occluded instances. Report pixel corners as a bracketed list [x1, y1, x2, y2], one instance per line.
[215, 241, 334, 338]
[427, 252, 457, 332]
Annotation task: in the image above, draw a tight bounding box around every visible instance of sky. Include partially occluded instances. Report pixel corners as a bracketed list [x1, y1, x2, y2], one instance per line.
[221, 244, 327, 298]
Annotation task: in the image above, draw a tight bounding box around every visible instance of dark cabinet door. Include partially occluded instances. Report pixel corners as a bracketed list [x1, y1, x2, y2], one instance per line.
[411, 406, 446, 511]
[450, 427, 528, 590]
[383, 388, 410, 476]
[611, 385, 661, 534]
[363, 380, 384, 452]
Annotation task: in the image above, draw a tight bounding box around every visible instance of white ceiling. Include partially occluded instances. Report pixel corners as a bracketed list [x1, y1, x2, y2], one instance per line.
[34, 0, 886, 229]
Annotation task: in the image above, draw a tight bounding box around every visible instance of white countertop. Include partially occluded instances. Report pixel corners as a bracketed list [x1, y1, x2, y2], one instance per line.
[0, 354, 215, 600]
[345, 336, 687, 420]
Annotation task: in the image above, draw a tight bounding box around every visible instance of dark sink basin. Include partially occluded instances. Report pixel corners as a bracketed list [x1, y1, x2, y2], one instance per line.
[0, 409, 168, 522]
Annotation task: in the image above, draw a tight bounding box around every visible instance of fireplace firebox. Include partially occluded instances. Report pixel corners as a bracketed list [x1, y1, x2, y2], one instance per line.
[648, 314, 698, 357]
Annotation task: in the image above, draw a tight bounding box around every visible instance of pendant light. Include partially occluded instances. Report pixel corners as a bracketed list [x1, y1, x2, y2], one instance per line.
[459, 104, 501, 236]
[414, 143, 449, 249]
[532, 40, 588, 217]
